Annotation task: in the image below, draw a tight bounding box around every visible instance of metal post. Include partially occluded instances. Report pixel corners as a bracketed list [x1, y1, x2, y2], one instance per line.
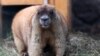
[43, 0, 48, 5]
[0, 5, 2, 38]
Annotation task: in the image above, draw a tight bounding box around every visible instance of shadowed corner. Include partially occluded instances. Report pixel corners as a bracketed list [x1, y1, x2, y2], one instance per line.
[71, 0, 100, 34]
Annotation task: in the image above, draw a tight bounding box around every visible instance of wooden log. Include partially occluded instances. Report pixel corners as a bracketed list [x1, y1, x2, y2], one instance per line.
[1, 0, 43, 5]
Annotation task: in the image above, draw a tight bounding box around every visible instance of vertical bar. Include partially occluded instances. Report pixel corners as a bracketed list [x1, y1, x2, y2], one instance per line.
[0, 5, 2, 38]
[0, 0, 2, 38]
[43, 0, 48, 5]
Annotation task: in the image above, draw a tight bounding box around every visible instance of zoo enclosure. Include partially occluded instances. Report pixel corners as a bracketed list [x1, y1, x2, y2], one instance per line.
[0, 0, 70, 38]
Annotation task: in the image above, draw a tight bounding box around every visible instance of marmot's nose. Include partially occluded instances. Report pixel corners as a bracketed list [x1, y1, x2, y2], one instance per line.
[42, 18, 49, 22]
[41, 15, 49, 22]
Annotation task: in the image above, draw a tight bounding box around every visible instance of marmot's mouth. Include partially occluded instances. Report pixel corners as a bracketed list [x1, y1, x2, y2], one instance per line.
[40, 21, 50, 28]
[41, 25, 49, 29]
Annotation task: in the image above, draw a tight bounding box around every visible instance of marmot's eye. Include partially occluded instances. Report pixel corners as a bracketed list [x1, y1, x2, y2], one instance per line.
[37, 11, 43, 15]
[49, 10, 55, 18]
[50, 10, 54, 15]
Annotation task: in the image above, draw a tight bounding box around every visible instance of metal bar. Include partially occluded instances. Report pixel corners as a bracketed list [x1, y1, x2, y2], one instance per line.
[43, 0, 48, 5]
[0, 5, 2, 38]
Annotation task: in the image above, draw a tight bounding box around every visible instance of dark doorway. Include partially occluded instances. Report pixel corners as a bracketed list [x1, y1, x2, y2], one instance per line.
[2, 5, 30, 38]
